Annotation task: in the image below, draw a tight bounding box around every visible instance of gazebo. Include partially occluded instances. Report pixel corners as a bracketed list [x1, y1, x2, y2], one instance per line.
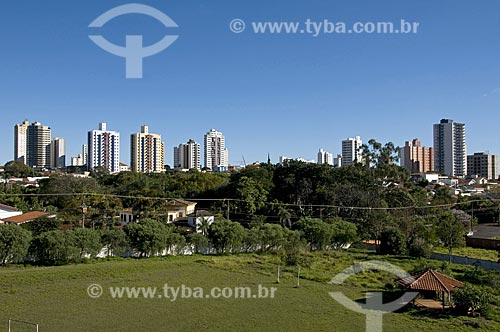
[398, 269, 464, 309]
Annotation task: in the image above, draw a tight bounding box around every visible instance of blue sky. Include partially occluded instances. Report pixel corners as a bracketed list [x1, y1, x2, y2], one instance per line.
[1, 0, 500, 166]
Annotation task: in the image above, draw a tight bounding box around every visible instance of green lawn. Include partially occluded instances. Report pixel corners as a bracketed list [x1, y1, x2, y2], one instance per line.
[434, 247, 499, 262]
[0, 252, 498, 332]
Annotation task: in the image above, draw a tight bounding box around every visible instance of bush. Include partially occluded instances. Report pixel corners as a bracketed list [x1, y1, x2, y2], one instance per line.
[408, 237, 432, 258]
[380, 227, 407, 255]
[29, 230, 79, 265]
[0, 224, 32, 264]
[453, 284, 491, 316]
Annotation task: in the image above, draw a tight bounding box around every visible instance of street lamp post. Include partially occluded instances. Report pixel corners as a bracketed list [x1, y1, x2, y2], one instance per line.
[80, 203, 90, 229]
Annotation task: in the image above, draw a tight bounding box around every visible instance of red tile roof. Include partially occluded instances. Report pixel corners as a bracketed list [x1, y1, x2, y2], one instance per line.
[3, 211, 49, 224]
[398, 270, 464, 292]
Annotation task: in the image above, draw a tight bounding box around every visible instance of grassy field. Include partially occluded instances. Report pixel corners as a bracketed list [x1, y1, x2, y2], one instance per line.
[1, 252, 499, 332]
[434, 247, 499, 262]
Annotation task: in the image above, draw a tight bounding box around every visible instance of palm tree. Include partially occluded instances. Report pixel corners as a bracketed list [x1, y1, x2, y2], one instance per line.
[275, 203, 292, 228]
[198, 216, 211, 237]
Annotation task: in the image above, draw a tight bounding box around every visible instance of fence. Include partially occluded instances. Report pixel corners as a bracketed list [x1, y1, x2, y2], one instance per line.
[431, 253, 500, 271]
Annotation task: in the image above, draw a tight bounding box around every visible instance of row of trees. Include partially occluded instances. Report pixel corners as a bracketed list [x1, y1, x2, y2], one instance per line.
[0, 216, 361, 266]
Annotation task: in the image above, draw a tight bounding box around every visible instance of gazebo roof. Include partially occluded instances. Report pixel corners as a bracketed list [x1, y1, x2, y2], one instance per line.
[398, 269, 464, 292]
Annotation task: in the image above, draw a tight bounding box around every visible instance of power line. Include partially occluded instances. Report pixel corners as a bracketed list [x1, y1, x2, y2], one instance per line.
[0, 192, 498, 211]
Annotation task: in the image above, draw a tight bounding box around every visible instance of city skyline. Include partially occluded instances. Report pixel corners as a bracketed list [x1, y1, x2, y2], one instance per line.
[2, 1, 500, 166]
[6, 117, 500, 172]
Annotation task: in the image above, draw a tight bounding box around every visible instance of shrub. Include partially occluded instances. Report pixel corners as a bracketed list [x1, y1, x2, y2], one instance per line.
[453, 284, 491, 316]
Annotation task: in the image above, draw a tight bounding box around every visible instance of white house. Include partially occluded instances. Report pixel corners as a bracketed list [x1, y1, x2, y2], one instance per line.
[166, 199, 197, 222]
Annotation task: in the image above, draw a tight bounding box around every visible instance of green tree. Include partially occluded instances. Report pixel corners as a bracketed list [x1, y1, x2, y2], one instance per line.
[274, 202, 293, 228]
[453, 284, 491, 316]
[187, 233, 209, 254]
[23, 217, 61, 236]
[327, 217, 358, 249]
[70, 228, 102, 260]
[124, 219, 169, 257]
[197, 217, 212, 237]
[30, 230, 78, 265]
[3, 161, 37, 178]
[208, 219, 246, 254]
[232, 176, 268, 215]
[380, 227, 407, 255]
[101, 228, 129, 257]
[294, 217, 332, 250]
[0, 224, 32, 264]
[436, 212, 465, 255]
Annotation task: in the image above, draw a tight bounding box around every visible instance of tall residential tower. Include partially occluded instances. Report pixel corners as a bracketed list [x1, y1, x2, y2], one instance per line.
[130, 125, 165, 173]
[400, 139, 434, 173]
[26, 122, 51, 168]
[14, 120, 29, 164]
[88, 123, 120, 173]
[204, 129, 229, 170]
[341, 136, 362, 166]
[433, 119, 467, 177]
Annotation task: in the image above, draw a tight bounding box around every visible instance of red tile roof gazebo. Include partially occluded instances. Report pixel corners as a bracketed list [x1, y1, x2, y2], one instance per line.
[398, 269, 464, 309]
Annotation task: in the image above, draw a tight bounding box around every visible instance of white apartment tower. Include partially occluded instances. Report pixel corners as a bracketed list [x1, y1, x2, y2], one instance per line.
[88, 122, 120, 173]
[341, 136, 362, 166]
[26, 122, 51, 168]
[50, 137, 66, 169]
[174, 139, 201, 170]
[204, 129, 229, 170]
[317, 148, 333, 165]
[130, 125, 165, 173]
[14, 120, 29, 164]
[433, 119, 467, 177]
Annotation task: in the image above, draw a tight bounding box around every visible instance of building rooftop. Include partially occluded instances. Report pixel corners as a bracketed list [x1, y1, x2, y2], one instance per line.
[398, 269, 463, 292]
[3, 211, 49, 224]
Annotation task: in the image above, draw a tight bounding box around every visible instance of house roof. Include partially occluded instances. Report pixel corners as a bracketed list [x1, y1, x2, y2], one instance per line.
[188, 210, 214, 217]
[398, 269, 464, 292]
[167, 199, 197, 207]
[3, 211, 49, 224]
[0, 204, 18, 212]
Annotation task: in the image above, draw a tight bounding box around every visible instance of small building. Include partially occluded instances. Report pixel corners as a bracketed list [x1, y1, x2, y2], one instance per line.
[166, 199, 197, 222]
[398, 269, 464, 310]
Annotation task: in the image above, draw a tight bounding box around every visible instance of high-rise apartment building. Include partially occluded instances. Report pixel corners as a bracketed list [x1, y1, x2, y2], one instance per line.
[174, 139, 201, 170]
[88, 123, 120, 173]
[433, 119, 467, 177]
[341, 136, 362, 166]
[130, 125, 165, 173]
[400, 139, 434, 173]
[26, 122, 51, 168]
[467, 153, 498, 180]
[14, 120, 29, 164]
[204, 129, 229, 170]
[317, 148, 333, 165]
[50, 137, 66, 169]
